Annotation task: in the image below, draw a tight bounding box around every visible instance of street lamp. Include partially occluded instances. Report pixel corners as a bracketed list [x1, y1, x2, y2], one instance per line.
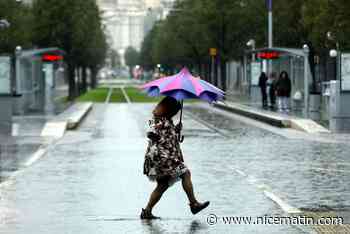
[14, 45, 22, 95]
[0, 19, 10, 29]
[0, 0, 23, 29]
[303, 44, 310, 118]
[157, 64, 161, 76]
[329, 49, 338, 58]
[327, 31, 341, 82]
[246, 39, 256, 61]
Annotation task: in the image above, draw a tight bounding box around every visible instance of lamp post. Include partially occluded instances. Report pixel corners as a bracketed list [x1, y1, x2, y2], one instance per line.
[267, 0, 273, 48]
[0, 0, 22, 28]
[14, 46, 22, 96]
[0, 19, 10, 29]
[157, 64, 161, 77]
[267, 0, 273, 83]
[303, 44, 310, 118]
[246, 39, 256, 62]
[327, 31, 340, 82]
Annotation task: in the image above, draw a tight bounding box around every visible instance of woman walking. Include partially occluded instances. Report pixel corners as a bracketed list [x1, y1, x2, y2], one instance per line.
[141, 96, 210, 219]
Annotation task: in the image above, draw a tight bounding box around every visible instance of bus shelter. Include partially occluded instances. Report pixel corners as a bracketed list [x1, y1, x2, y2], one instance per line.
[13, 48, 67, 115]
[245, 47, 313, 117]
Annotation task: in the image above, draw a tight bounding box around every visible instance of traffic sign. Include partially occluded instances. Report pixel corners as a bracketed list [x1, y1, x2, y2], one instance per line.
[209, 48, 217, 56]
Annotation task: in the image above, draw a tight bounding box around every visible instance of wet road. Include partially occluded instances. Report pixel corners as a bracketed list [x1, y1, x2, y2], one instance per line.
[1, 103, 350, 233]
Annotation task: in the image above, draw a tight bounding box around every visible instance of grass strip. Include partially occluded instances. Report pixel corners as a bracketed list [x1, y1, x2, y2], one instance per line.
[124, 87, 162, 103]
[109, 88, 127, 103]
[77, 88, 109, 103]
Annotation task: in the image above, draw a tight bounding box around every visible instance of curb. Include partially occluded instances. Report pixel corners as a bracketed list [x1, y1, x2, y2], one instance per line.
[41, 103, 93, 138]
[214, 102, 290, 128]
[66, 102, 93, 130]
[214, 102, 330, 134]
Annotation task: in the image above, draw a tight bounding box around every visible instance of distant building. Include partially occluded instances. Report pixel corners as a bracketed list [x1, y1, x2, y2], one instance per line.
[159, 0, 176, 19]
[98, 0, 146, 63]
[97, 0, 176, 65]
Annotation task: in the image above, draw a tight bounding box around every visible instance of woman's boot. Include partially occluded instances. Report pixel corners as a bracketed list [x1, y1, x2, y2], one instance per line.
[189, 201, 210, 215]
[140, 209, 160, 220]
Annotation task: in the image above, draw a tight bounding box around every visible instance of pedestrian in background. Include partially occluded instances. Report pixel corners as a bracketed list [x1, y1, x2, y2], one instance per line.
[275, 71, 292, 113]
[258, 72, 268, 108]
[141, 96, 210, 219]
[268, 72, 277, 109]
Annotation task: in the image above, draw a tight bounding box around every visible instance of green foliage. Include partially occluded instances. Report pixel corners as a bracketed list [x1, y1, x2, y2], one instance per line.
[110, 49, 121, 68]
[32, 0, 107, 66]
[77, 88, 110, 103]
[124, 87, 162, 103]
[140, 0, 350, 73]
[109, 88, 126, 103]
[0, 0, 33, 53]
[31, 0, 107, 98]
[124, 46, 140, 68]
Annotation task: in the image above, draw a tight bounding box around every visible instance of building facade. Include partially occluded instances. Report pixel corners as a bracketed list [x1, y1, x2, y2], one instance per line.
[98, 0, 147, 58]
[98, 0, 176, 64]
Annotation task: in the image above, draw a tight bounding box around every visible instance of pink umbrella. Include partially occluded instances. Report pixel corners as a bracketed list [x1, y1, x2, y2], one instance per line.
[141, 67, 225, 142]
[142, 67, 224, 103]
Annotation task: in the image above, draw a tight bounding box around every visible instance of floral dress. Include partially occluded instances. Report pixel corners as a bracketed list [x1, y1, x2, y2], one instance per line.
[143, 116, 188, 186]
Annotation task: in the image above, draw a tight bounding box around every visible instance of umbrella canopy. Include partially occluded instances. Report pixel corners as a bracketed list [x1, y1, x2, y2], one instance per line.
[141, 67, 224, 103]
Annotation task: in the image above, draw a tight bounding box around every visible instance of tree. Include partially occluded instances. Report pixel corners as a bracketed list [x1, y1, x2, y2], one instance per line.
[110, 49, 121, 69]
[124, 46, 139, 77]
[0, 0, 33, 54]
[32, 0, 107, 98]
[139, 0, 350, 90]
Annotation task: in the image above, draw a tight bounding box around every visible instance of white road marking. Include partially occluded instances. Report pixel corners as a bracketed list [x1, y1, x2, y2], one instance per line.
[105, 87, 113, 104]
[41, 121, 67, 138]
[234, 168, 302, 214]
[264, 190, 302, 214]
[121, 86, 131, 104]
[24, 147, 47, 167]
[235, 169, 246, 177]
[11, 124, 19, 136]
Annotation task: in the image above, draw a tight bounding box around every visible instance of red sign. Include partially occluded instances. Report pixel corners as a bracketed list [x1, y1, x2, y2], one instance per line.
[257, 52, 280, 60]
[42, 54, 63, 62]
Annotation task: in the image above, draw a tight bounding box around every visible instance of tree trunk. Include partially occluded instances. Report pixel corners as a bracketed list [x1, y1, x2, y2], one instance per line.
[197, 59, 202, 77]
[307, 42, 317, 93]
[82, 67, 87, 93]
[214, 57, 218, 87]
[77, 67, 82, 95]
[90, 67, 98, 89]
[220, 57, 227, 92]
[68, 62, 76, 101]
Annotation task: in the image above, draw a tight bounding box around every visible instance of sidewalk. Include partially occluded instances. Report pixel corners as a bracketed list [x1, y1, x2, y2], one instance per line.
[0, 102, 92, 186]
[217, 93, 330, 134]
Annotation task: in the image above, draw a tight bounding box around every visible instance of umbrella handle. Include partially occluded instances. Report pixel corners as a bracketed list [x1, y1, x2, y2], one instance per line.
[179, 135, 184, 143]
[178, 100, 184, 143]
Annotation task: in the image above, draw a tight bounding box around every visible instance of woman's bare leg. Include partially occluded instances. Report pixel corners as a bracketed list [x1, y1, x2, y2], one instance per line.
[181, 171, 199, 205]
[145, 180, 169, 212]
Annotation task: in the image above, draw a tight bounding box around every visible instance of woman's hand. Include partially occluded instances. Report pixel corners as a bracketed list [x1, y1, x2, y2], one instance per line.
[147, 131, 160, 142]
